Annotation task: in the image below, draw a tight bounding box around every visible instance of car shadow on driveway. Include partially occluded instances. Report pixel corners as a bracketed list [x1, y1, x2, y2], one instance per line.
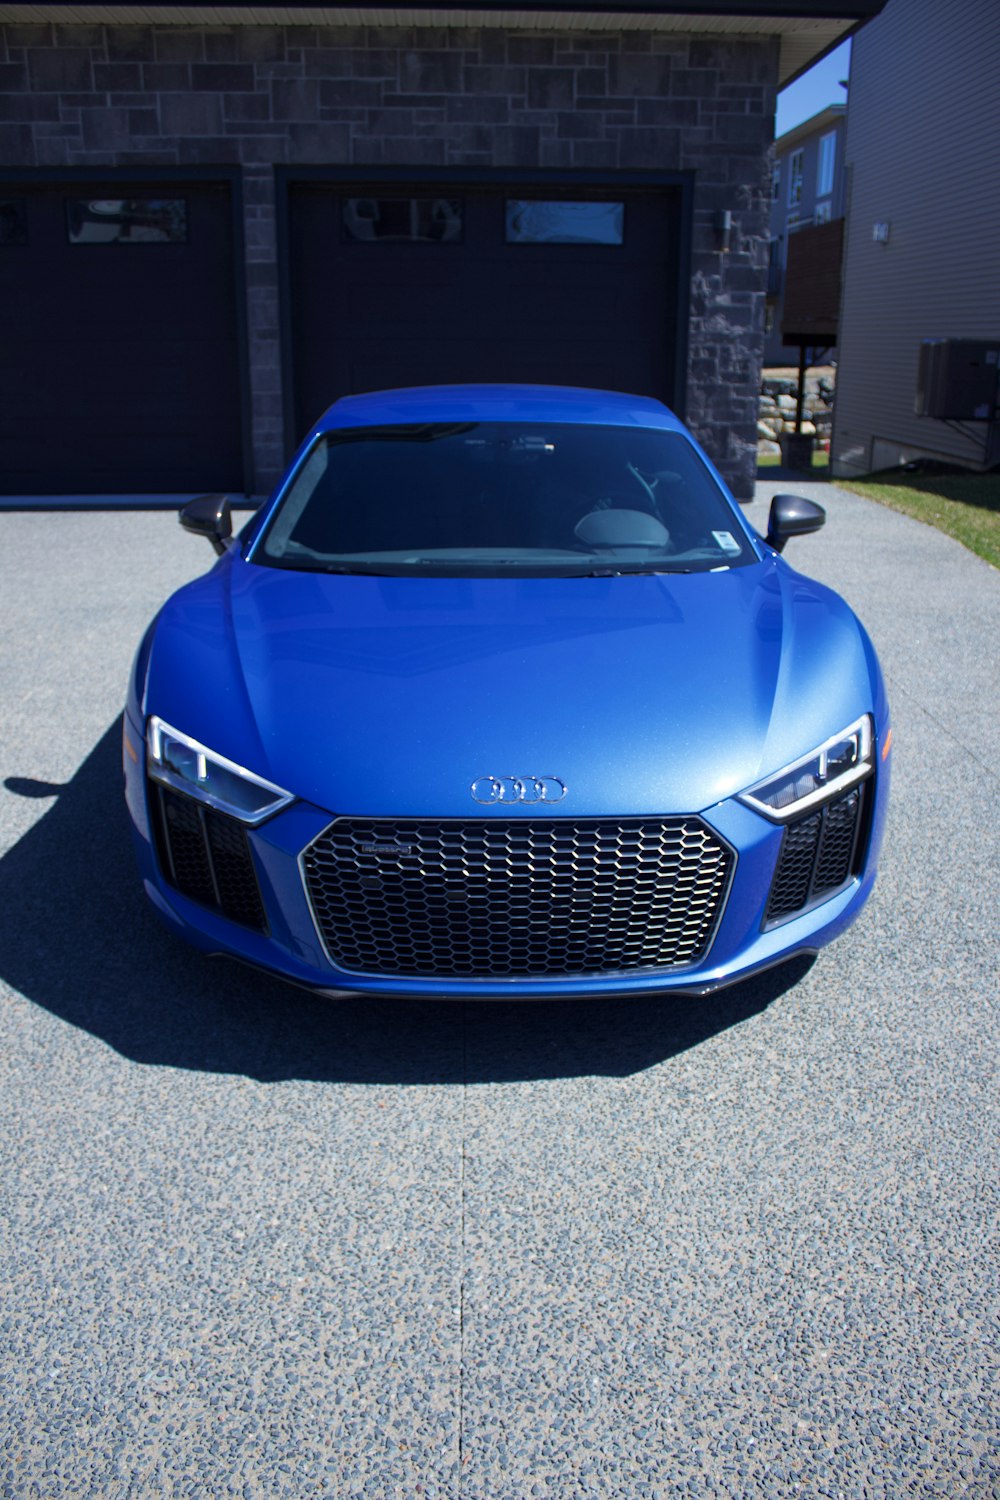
[0, 719, 813, 1085]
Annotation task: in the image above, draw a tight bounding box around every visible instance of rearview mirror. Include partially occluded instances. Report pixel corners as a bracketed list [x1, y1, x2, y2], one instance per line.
[766, 493, 825, 553]
[179, 494, 232, 555]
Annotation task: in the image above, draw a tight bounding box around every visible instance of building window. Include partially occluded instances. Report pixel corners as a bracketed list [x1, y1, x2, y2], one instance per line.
[772, 163, 781, 203]
[342, 198, 463, 243]
[505, 201, 625, 245]
[818, 132, 837, 198]
[66, 198, 188, 244]
[787, 151, 804, 208]
[815, 201, 833, 225]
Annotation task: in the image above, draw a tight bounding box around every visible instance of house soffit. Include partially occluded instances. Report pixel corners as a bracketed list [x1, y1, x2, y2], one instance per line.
[0, 2, 884, 87]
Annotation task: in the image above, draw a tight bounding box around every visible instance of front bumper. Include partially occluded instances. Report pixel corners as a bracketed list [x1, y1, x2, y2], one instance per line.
[124, 711, 890, 999]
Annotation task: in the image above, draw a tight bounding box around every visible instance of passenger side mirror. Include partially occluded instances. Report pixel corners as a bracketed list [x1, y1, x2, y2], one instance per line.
[179, 494, 233, 556]
[766, 493, 825, 553]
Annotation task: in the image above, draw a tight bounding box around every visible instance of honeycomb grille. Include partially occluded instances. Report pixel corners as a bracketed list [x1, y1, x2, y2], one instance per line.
[151, 782, 268, 933]
[765, 784, 866, 924]
[301, 817, 733, 980]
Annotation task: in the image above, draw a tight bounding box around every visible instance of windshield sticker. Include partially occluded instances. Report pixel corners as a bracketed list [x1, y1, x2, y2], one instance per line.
[712, 531, 742, 554]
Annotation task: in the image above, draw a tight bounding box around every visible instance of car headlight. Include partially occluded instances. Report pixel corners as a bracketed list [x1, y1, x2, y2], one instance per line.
[739, 715, 873, 823]
[147, 716, 294, 825]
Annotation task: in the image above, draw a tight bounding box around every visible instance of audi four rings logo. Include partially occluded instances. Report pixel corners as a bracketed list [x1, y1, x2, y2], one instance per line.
[471, 775, 567, 805]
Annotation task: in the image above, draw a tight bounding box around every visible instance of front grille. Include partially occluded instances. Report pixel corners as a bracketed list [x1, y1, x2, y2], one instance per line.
[765, 783, 867, 924]
[301, 817, 733, 980]
[150, 782, 268, 934]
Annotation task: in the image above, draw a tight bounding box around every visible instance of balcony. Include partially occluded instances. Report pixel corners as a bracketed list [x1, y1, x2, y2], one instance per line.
[780, 217, 844, 344]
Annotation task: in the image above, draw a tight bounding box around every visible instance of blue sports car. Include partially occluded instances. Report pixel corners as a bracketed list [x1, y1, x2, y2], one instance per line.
[124, 385, 890, 998]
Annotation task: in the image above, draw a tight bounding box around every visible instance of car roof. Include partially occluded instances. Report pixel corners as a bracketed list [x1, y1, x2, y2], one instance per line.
[314, 384, 687, 433]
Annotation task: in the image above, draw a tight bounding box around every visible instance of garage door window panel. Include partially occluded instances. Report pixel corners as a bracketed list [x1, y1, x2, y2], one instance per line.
[66, 197, 188, 245]
[505, 201, 625, 245]
[342, 198, 463, 244]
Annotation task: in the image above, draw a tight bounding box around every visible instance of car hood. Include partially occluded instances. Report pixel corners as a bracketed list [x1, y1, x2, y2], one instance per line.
[144, 556, 875, 817]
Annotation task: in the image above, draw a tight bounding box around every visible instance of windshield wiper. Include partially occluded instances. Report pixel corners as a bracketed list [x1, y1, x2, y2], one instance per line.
[575, 565, 693, 577]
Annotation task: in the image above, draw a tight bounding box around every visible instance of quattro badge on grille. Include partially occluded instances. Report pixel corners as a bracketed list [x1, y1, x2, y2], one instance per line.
[471, 775, 567, 805]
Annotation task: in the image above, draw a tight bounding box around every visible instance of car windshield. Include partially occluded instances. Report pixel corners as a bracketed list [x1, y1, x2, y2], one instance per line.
[254, 421, 757, 576]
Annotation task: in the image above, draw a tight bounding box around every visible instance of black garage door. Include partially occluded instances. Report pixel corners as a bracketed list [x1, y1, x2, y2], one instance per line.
[287, 182, 683, 441]
[0, 181, 244, 495]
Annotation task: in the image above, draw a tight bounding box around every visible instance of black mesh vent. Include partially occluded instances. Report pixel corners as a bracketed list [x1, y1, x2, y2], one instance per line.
[151, 782, 268, 934]
[765, 784, 866, 924]
[302, 817, 734, 980]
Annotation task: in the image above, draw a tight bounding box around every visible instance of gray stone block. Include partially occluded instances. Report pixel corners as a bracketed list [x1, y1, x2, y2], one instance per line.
[526, 69, 575, 111]
[5, 23, 53, 47]
[445, 95, 509, 125]
[80, 105, 130, 150]
[224, 92, 272, 124]
[400, 50, 463, 93]
[507, 36, 555, 66]
[0, 122, 33, 161]
[609, 52, 673, 97]
[105, 27, 154, 62]
[93, 63, 142, 92]
[141, 63, 191, 92]
[28, 47, 92, 92]
[0, 91, 58, 122]
[203, 31, 238, 63]
[0, 62, 29, 92]
[494, 124, 541, 166]
[236, 27, 287, 62]
[153, 29, 204, 63]
[286, 120, 351, 160]
[318, 78, 382, 108]
[191, 63, 256, 93]
[128, 108, 160, 135]
[160, 92, 223, 136]
[178, 135, 244, 165]
[271, 78, 321, 121]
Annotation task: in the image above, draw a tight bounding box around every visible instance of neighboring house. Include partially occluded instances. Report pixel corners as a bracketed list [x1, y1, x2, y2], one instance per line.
[0, 0, 884, 501]
[833, 0, 1000, 477]
[765, 103, 846, 365]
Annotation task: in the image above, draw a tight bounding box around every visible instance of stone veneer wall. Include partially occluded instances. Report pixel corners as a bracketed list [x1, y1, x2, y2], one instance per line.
[0, 22, 777, 496]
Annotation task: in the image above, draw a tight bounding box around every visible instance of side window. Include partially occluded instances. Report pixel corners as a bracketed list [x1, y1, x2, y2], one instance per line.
[817, 132, 837, 198]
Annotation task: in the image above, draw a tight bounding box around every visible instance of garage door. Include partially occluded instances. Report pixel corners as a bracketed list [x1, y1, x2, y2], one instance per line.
[0, 181, 244, 495]
[287, 182, 682, 440]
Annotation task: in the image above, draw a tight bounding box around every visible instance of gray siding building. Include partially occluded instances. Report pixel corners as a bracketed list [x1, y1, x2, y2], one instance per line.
[833, 0, 1000, 477]
[0, 0, 883, 499]
[765, 102, 846, 364]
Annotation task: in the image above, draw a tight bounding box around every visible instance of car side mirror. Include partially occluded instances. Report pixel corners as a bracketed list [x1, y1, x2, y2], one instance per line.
[766, 493, 826, 553]
[180, 494, 233, 556]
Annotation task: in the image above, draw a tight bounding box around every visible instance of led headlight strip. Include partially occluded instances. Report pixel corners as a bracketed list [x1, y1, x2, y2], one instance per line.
[739, 715, 874, 824]
[147, 716, 294, 825]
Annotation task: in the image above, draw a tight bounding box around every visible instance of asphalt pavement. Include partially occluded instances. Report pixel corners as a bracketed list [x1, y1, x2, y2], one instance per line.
[0, 483, 997, 1498]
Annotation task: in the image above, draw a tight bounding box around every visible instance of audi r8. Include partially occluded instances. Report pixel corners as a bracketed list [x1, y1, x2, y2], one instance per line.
[124, 385, 890, 998]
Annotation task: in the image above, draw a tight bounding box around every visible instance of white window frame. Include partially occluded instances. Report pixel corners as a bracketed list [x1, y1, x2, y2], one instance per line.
[787, 150, 804, 208]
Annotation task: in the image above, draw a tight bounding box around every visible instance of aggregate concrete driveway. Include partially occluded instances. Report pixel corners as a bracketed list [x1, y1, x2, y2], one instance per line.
[0, 482, 996, 1499]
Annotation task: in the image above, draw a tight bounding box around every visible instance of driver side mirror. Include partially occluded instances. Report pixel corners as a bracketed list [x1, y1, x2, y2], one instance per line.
[766, 493, 825, 553]
[179, 494, 233, 556]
